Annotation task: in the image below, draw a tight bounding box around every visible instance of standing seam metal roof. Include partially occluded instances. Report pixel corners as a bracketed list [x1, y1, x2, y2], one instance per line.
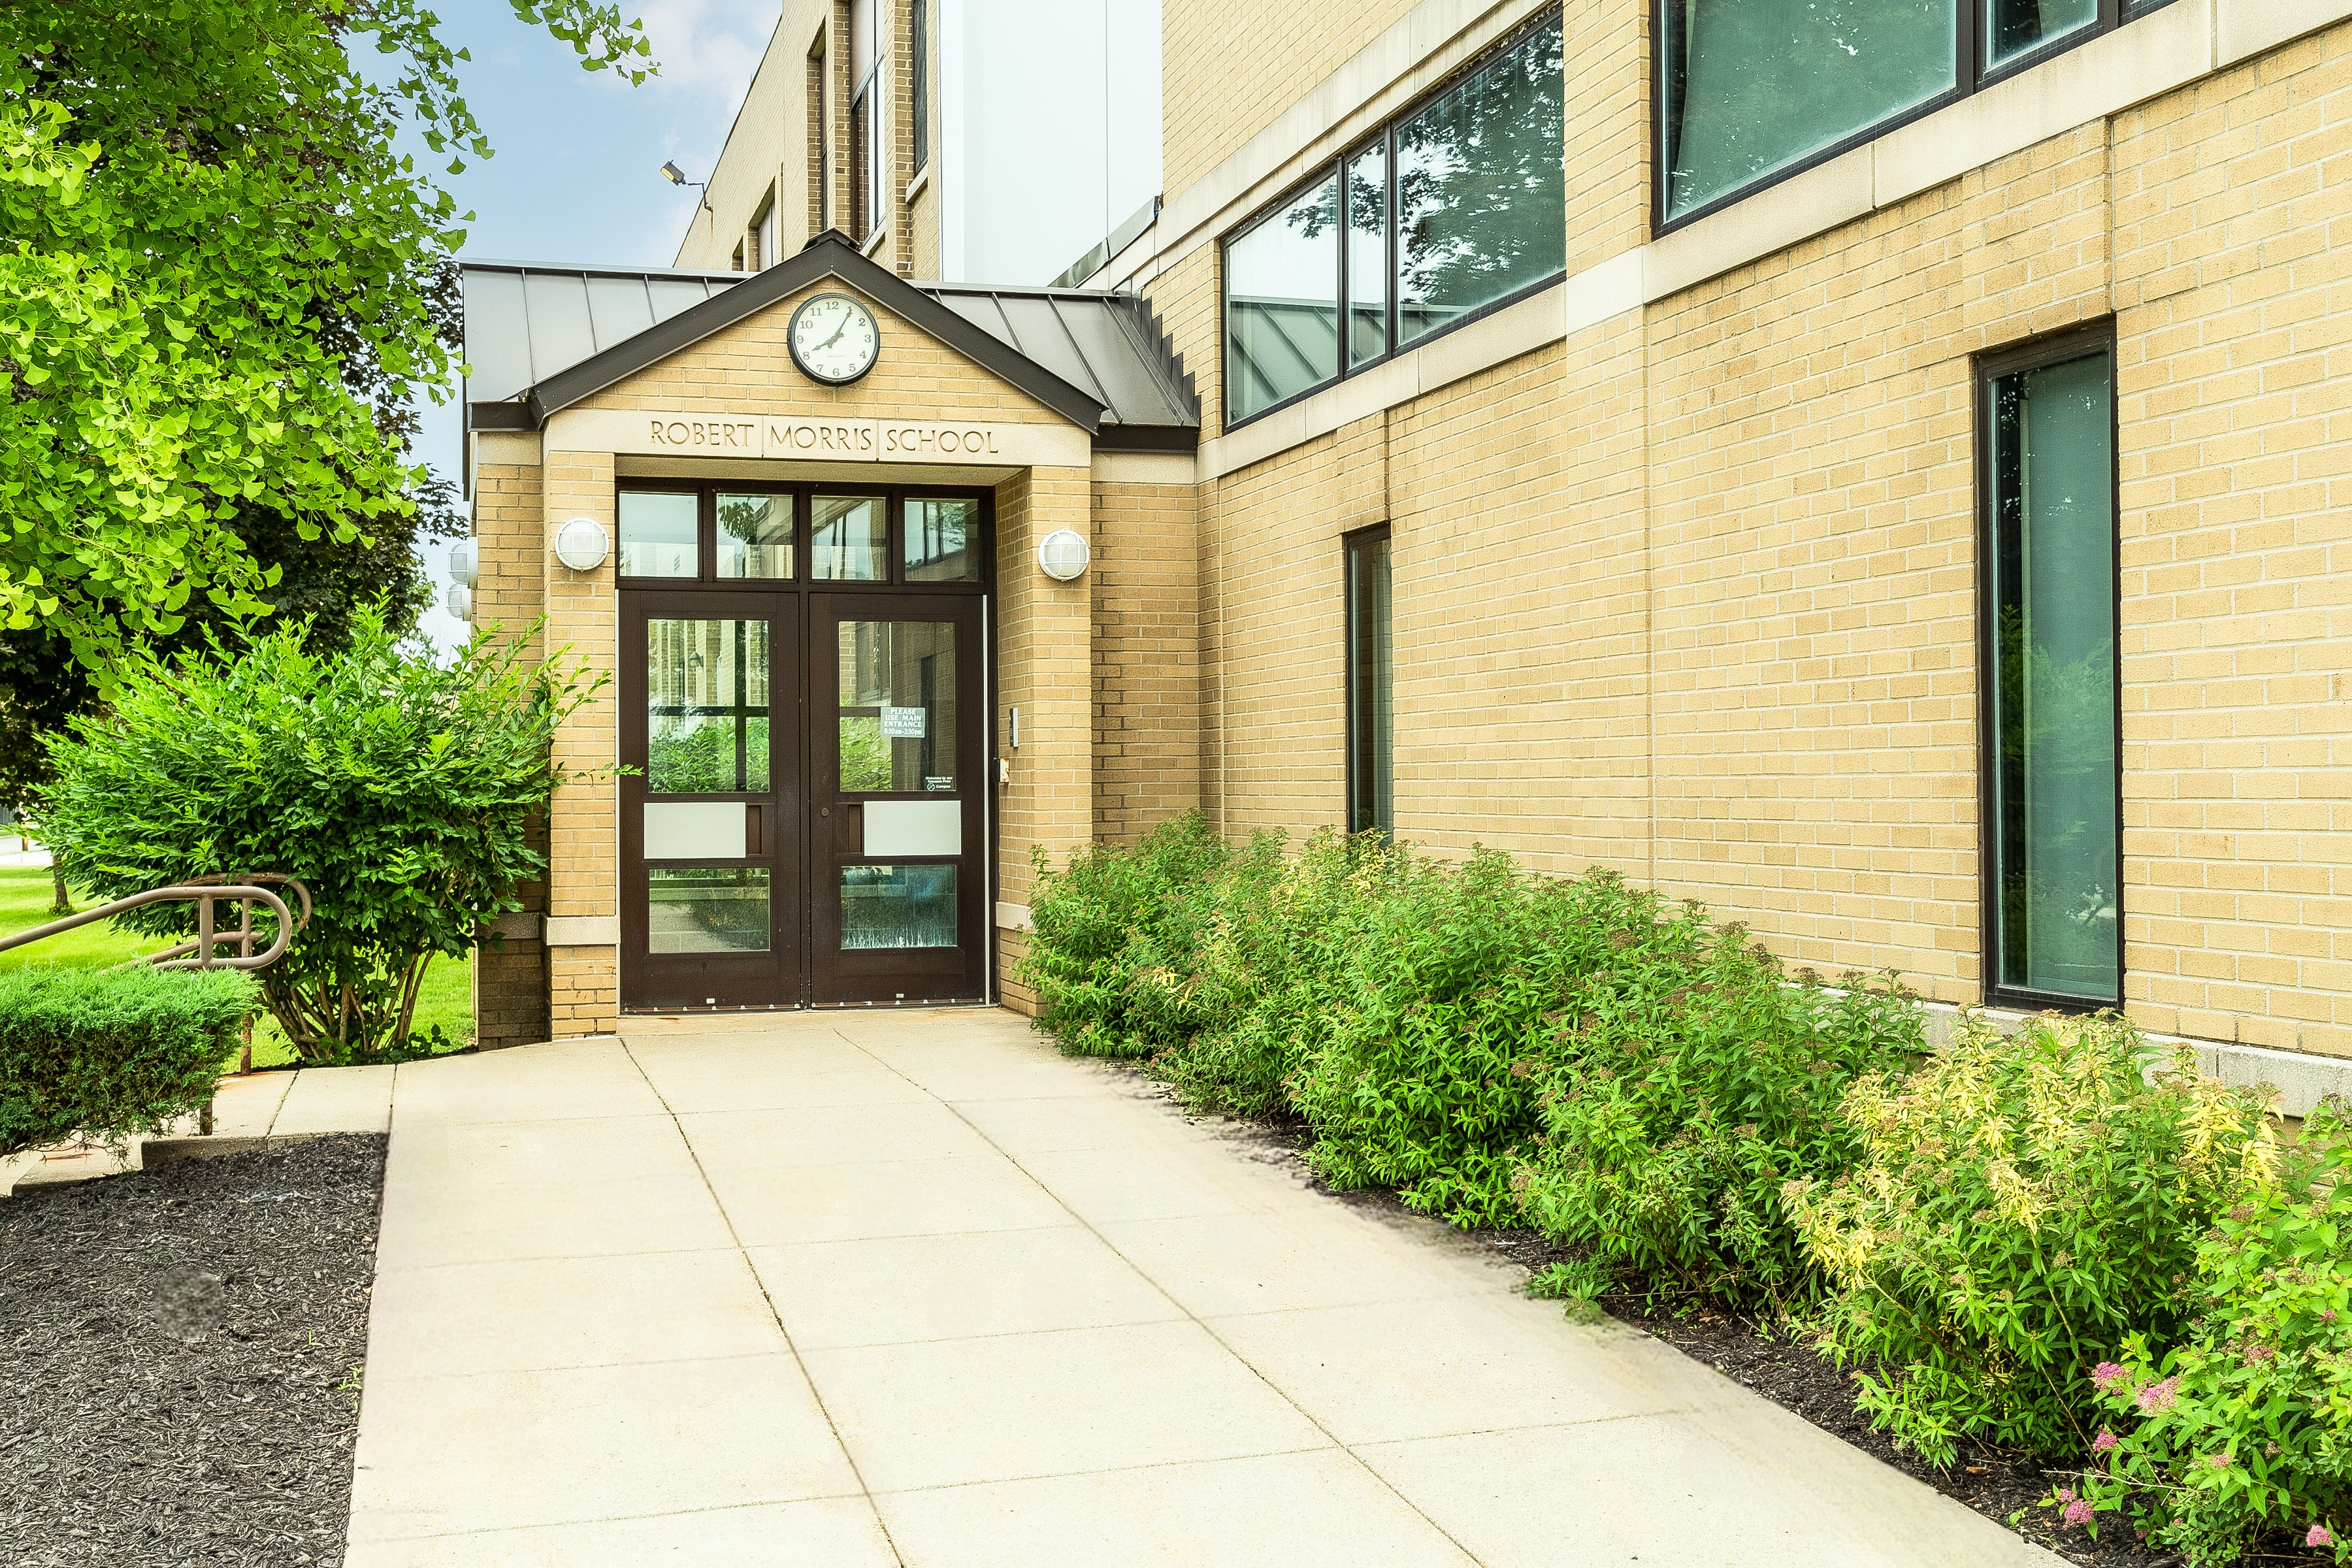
[461, 257, 1198, 437]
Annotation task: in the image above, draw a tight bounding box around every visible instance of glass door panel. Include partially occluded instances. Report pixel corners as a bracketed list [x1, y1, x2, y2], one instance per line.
[811, 595, 985, 1004]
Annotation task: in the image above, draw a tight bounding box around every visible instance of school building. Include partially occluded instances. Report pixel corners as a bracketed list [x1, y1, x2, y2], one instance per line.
[455, 0, 2352, 1110]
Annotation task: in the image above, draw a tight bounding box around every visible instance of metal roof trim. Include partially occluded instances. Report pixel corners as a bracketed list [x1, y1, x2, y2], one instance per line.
[504, 233, 1109, 433]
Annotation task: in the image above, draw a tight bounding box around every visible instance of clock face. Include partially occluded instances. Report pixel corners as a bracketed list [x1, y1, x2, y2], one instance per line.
[788, 293, 881, 385]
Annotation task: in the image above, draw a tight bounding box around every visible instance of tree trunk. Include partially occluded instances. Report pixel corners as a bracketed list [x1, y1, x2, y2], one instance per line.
[48, 865, 70, 915]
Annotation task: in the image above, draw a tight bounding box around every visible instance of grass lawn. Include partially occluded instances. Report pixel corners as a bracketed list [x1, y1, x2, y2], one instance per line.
[0, 865, 474, 1067]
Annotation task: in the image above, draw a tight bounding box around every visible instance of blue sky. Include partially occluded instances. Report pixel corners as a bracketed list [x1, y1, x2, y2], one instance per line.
[412, 0, 779, 650]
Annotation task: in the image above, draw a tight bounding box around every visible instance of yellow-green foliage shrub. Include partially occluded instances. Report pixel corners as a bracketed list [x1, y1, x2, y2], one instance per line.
[1786, 1014, 2278, 1466]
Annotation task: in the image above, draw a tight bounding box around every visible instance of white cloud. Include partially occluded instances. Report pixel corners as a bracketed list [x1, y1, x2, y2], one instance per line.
[614, 0, 778, 105]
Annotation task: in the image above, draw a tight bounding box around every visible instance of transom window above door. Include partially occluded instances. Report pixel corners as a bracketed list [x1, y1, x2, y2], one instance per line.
[617, 485, 988, 589]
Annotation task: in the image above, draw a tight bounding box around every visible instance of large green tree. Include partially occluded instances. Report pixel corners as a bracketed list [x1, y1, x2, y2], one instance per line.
[0, 1, 653, 667]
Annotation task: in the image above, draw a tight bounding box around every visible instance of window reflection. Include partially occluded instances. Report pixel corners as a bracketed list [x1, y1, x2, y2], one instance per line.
[1225, 176, 1339, 423]
[1394, 17, 1565, 345]
[619, 491, 697, 578]
[813, 495, 887, 580]
[838, 620, 957, 793]
[1346, 144, 1388, 368]
[648, 619, 770, 794]
[1661, 0, 1955, 221]
[904, 498, 980, 582]
[1987, 0, 2095, 68]
[649, 867, 770, 953]
[717, 493, 792, 579]
[840, 864, 956, 949]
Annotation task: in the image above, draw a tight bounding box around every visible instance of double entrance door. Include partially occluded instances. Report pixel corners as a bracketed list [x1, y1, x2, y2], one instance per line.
[619, 587, 988, 1010]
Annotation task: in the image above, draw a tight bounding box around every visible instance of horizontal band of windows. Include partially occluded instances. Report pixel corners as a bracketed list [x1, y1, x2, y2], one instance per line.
[1656, 0, 2190, 234]
[1221, 10, 1565, 429]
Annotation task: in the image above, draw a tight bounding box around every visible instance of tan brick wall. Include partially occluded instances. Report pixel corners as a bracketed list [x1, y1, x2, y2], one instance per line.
[2108, 27, 2352, 1058]
[544, 448, 621, 1036]
[571, 283, 1069, 428]
[1159, 0, 1420, 198]
[995, 467, 1096, 914]
[1091, 480, 1202, 840]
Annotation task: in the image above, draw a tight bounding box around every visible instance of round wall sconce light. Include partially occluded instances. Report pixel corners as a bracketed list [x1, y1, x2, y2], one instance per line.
[448, 537, 478, 590]
[446, 584, 472, 620]
[1036, 528, 1090, 582]
[554, 517, 610, 572]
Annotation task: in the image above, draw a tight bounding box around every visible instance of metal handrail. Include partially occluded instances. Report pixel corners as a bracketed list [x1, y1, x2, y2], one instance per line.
[0, 876, 310, 972]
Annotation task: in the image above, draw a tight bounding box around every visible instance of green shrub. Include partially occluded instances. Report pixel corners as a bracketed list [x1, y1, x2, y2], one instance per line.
[38, 606, 606, 1064]
[1015, 810, 1228, 1057]
[0, 966, 257, 1156]
[1155, 828, 1400, 1118]
[1291, 853, 1648, 1224]
[1514, 951, 1921, 1310]
[2072, 1097, 2352, 1565]
[1785, 1014, 2278, 1465]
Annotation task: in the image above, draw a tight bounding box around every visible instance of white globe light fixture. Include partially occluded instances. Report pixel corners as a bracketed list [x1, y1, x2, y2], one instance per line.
[448, 537, 478, 590]
[446, 584, 472, 621]
[1036, 529, 1090, 582]
[554, 516, 610, 572]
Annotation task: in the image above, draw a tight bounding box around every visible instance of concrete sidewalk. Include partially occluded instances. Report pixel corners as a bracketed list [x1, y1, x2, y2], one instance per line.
[346, 1009, 2057, 1567]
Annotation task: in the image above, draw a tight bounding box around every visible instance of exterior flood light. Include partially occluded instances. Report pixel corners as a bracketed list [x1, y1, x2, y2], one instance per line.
[554, 516, 611, 572]
[448, 537, 478, 590]
[1036, 529, 1090, 582]
[446, 584, 472, 621]
[661, 160, 689, 184]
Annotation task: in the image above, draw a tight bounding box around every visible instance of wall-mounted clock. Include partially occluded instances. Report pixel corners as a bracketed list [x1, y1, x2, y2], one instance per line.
[787, 292, 881, 385]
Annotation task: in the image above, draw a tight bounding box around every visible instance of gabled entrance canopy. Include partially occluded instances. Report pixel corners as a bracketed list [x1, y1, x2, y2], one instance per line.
[460, 231, 1199, 454]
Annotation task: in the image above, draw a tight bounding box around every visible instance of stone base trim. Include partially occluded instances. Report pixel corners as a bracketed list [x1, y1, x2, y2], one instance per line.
[1919, 1001, 2352, 1119]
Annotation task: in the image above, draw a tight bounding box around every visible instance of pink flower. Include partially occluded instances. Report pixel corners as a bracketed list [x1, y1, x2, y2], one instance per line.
[2093, 1430, 2119, 1454]
[2324, 1309, 2340, 1324]
[2136, 1375, 2181, 1414]
[2064, 1499, 2095, 1527]
[2091, 1362, 2128, 1391]
[2309, 1524, 2335, 1548]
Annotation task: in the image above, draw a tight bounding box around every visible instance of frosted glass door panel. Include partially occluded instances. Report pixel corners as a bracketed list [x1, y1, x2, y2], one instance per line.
[644, 802, 747, 859]
[864, 800, 961, 856]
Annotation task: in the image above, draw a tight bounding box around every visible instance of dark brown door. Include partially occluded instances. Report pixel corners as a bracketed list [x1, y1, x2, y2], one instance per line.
[621, 591, 802, 1008]
[809, 593, 987, 1004]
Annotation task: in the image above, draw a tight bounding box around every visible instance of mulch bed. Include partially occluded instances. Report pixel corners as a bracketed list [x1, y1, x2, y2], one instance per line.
[0, 1135, 387, 1567]
[1171, 1092, 2324, 1568]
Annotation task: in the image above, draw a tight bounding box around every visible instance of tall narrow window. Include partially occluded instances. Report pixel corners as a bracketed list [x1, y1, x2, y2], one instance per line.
[1345, 528, 1394, 837]
[851, 88, 872, 240]
[911, 0, 930, 174]
[1345, 142, 1387, 369]
[1982, 334, 2120, 1007]
[849, 0, 878, 242]
[811, 41, 830, 233]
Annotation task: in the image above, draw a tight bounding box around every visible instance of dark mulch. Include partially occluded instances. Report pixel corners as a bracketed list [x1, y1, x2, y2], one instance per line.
[1144, 1086, 2323, 1568]
[0, 1135, 387, 1568]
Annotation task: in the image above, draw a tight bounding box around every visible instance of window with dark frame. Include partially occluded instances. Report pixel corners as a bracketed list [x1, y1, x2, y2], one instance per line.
[1659, 0, 2182, 231]
[1345, 527, 1395, 838]
[1221, 8, 1564, 429]
[848, 0, 879, 242]
[911, 0, 930, 175]
[811, 39, 831, 233]
[1978, 327, 2122, 1011]
[615, 484, 990, 593]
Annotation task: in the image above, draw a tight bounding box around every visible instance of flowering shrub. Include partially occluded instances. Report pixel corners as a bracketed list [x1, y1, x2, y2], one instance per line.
[2069, 1098, 2352, 1565]
[1784, 1014, 2278, 1466]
